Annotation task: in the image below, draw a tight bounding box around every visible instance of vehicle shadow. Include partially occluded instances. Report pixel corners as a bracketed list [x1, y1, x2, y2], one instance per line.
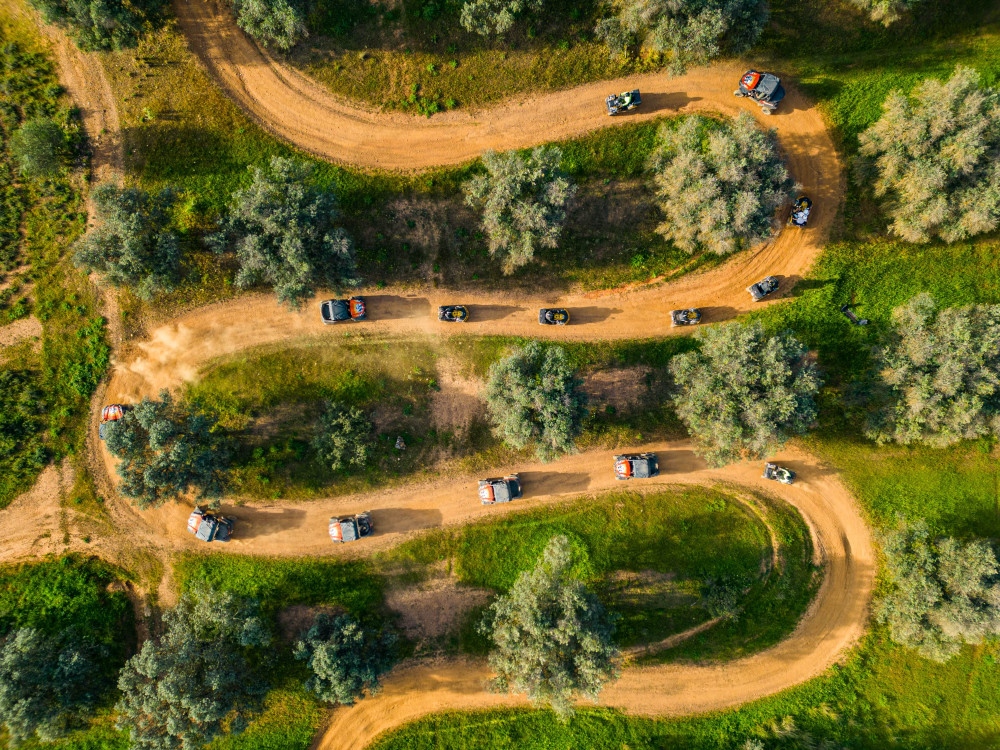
[371, 507, 444, 535]
[569, 306, 622, 324]
[472, 305, 520, 322]
[640, 92, 702, 114]
[698, 306, 738, 324]
[363, 295, 431, 320]
[519, 469, 594, 497]
[231, 507, 308, 539]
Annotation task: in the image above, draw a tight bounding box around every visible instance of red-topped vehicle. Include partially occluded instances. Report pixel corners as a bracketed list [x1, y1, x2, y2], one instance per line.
[99, 404, 127, 440]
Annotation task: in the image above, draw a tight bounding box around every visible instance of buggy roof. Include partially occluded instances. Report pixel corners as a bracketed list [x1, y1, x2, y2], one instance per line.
[325, 299, 350, 320]
[480, 480, 511, 502]
[632, 458, 654, 478]
[332, 518, 360, 541]
[756, 73, 781, 98]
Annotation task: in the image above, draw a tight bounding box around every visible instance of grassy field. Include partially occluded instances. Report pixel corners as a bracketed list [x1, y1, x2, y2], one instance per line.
[0, 17, 110, 510]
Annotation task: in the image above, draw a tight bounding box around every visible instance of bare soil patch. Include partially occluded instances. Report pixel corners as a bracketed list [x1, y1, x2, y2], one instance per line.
[0, 315, 42, 348]
[582, 366, 653, 412]
[277, 604, 345, 642]
[384, 577, 491, 642]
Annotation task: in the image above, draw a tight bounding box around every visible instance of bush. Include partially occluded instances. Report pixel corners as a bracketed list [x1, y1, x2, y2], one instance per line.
[479, 535, 620, 719]
[464, 147, 576, 274]
[596, 0, 768, 74]
[0, 629, 102, 747]
[866, 293, 1000, 447]
[294, 613, 397, 705]
[484, 341, 587, 461]
[10, 118, 63, 179]
[669, 322, 820, 467]
[104, 390, 230, 509]
[857, 66, 1000, 243]
[209, 157, 359, 308]
[649, 114, 793, 256]
[311, 401, 375, 472]
[233, 0, 308, 51]
[877, 520, 1000, 662]
[849, 0, 925, 25]
[460, 0, 542, 36]
[28, 0, 164, 50]
[73, 183, 180, 300]
[116, 588, 271, 750]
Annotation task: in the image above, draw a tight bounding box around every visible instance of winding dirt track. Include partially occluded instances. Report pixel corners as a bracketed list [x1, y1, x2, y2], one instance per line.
[3, 4, 877, 748]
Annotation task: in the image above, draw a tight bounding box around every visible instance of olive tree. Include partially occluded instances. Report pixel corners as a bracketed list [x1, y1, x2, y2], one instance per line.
[311, 402, 375, 472]
[233, 0, 308, 51]
[294, 613, 397, 705]
[28, 0, 163, 50]
[670, 322, 820, 467]
[104, 390, 230, 509]
[479, 535, 620, 719]
[116, 588, 271, 750]
[74, 183, 180, 300]
[208, 157, 359, 308]
[0, 629, 101, 747]
[460, 0, 542, 36]
[596, 0, 768, 74]
[10, 118, 64, 179]
[878, 520, 1000, 662]
[464, 147, 576, 274]
[849, 0, 924, 25]
[867, 293, 1000, 447]
[649, 114, 794, 256]
[857, 66, 1000, 243]
[484, 341, 587, 461]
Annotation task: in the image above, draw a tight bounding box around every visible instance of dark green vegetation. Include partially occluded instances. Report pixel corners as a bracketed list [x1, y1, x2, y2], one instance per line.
[28, 0, 163, 50]
[480, 535, 620, 719]
[0, 22, 109, 509]
[104, 390, 230, 509]
[9, 117, 64, 180]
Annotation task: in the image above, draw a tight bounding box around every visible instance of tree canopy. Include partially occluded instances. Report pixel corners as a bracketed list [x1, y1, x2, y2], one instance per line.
[857, 65, 1000, 243]
[0, 628, 101, 747]
[480, 535, 620, 719]
[10, 118, 64, 179]
[73, 183, 181, 300]
[670, 322, 820, 467]
[116, 588, 271, 750]
[850, 0, 925, 25]
[294, 613, 397, 705]
[208, 157, 359, 308]
[483, 341, 587, 461]
[596, 0, 768, 74]
[104, 390, 230, 509]
[28, 0, 163, 50]
[464, 147, 576, 274]
[311, 402, 375, 472]
[460, 0, 542, 36]
[649, 114, 794, 256]
[867, 293, 1000, 447]
[232, 0, 308, 51]
[878, 520, 1000, 662]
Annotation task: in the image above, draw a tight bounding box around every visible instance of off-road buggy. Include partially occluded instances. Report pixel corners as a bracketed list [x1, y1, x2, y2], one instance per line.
[762, 462, 795, 485]
[789, 196, 812, 227]
[670, 308, 702, 327]
[99, 404, 127, 440]
[329, 512, 374, 543]
[539, 308, 570, 325]
[614, 453, 659, 480]
[747, 276, 779, 302]
[478, 475, 522, 505]
[187, 507, 235, 542]
[438, 305, 469, 322]
[840, 304, 869, 326]
[606, 89, 641, 115]
[320, 296, 366, 324]
[734, 70, 786, 114]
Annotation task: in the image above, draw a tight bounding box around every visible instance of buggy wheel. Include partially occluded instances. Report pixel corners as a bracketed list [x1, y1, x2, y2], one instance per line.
[761, 108, 772, 115]
[734, 90, 745, 97]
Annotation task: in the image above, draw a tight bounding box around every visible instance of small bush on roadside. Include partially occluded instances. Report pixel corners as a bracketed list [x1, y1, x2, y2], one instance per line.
[233, 0, 308, 51]
[10, 118, 64, 179]
[460, 0, 543, 36]
[849, 0, 925, 25]
[311, 401, 375, 472]
[28, 0, 164, 50]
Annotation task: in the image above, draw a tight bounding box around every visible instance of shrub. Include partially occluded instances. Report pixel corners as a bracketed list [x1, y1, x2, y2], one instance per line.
[484, 341, 586, 461]
[479, 535, 620, 719]
[464, 147, 576, 274]
[208, 157, 359, 308]
[294, 613, 397, 705]
[849, 0, 925, 25]
[669, 322, 820, 467]
[649, 114, 794, 256]
[0, 629, 102, 747]
[857, 66, 1000, 243]
[877, 520, 1000, 662]
[311, 402, 375, 472]
[104, 390, 230, 509]
[73, 183, 180, 300]
[595, 0, 768, 74]
[116, 588, 271, 750]
[232, 0, 308, 51]
[460, 0, 543, 36]
[866, 293, 1000, 447]
[10, 118, 64, 179]
[28, 0, 164, 50]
